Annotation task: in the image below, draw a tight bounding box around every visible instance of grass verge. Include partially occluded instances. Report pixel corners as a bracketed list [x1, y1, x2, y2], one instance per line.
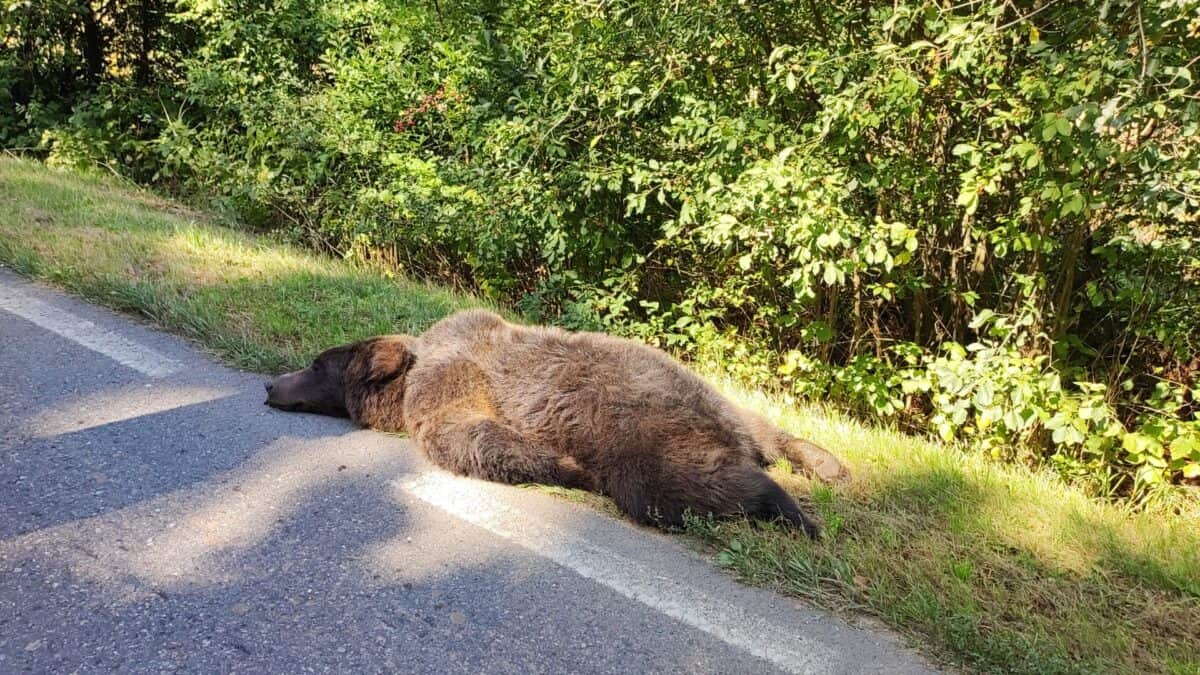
[0, 157, 485, 372]
[2, 157, 1198, 674]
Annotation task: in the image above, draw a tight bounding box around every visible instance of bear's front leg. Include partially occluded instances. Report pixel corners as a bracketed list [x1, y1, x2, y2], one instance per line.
[415, 416, 593, 490]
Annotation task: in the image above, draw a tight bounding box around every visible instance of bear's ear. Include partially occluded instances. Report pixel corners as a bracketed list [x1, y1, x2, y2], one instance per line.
[360, 337, 416, 384]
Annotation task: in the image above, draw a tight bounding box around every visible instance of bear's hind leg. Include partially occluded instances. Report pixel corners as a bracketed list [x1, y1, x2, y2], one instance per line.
[743, 470, 822, 538]
[779, 438, 851, 485]
[603, 458, 821, 539]
[739, 408, 850, 485]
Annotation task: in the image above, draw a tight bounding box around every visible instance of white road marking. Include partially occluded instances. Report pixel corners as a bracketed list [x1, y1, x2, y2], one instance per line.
[0, 283, 181, 377]
[400, 472, 824, 675]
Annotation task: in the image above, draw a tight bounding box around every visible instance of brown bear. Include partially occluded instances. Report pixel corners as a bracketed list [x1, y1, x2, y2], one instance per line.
[265, 309, 849, 537]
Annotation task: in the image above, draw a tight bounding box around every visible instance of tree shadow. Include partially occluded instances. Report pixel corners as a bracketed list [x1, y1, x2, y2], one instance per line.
[0, 383, 363, 540]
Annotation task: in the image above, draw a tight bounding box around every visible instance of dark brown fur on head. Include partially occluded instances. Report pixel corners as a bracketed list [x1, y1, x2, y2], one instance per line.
[265, 336, 416, 428]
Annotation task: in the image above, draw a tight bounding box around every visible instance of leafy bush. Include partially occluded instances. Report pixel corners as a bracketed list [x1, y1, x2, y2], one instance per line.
[4, 0, 1199, 502]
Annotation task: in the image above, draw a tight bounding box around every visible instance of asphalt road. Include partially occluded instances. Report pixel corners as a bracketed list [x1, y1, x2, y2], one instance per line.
[0, 267, 937, 674]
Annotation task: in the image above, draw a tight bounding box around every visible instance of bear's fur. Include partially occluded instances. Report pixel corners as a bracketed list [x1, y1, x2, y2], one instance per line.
[265, 309, 849, 537]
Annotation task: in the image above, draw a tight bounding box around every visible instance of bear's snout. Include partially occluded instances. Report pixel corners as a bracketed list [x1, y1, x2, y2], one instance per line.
[263, 364, 350, 419]
[264, 372, 297, 409]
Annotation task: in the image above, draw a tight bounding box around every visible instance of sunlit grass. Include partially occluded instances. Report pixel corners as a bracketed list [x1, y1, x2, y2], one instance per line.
[2, 157, 1198, 674]
[0, 157, 486, 372]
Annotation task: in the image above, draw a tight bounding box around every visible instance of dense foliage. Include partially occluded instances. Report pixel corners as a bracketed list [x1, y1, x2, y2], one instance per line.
[5, 0, 1199, 502]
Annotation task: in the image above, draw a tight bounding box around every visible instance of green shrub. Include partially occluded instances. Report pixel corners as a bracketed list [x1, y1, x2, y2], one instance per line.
[4, 0, 1199, 502]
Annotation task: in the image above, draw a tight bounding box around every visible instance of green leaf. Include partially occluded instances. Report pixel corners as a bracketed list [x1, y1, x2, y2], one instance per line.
[1136, 465, 1164, 485]
[957, 189, 978, 214]
[1062, 193, 1084, 216]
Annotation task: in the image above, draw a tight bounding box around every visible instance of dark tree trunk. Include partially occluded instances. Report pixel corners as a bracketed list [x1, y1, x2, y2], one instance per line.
[81, 1, 105, 85]
[135, 1, 157, 85]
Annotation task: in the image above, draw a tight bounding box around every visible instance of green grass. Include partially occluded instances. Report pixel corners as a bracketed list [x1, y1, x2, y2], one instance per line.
[2, 157, 1198, 674]
[0, 157, 487, 373]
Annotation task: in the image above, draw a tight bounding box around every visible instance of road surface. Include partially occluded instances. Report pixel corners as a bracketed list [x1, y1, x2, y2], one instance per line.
[0, 267, 936, 674]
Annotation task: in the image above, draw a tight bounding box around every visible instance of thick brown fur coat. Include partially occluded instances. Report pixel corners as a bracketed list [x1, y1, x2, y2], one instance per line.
[266, 310, 849, 536]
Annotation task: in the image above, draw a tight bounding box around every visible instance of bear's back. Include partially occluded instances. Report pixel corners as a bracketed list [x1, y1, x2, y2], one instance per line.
[428, 313, 744, 458]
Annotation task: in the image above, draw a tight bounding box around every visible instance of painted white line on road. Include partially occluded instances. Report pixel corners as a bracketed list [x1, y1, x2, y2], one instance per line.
[0, 283, 181, 377]
[401, 472, 825, 675]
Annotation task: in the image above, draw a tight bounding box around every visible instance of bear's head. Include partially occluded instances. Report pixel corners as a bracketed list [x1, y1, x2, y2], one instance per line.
[265, 335, 417, 423]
